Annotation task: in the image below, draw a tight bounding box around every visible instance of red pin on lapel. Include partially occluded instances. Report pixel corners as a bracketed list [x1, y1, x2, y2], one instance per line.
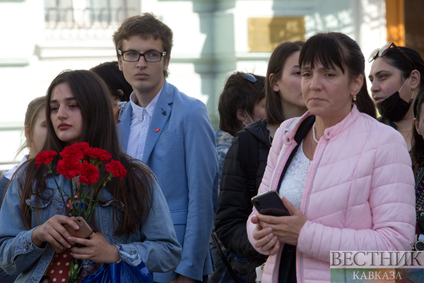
[154, 128, 160, 133]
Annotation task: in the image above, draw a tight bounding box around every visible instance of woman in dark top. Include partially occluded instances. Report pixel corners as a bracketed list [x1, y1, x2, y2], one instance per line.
[369, 42, 424, 150]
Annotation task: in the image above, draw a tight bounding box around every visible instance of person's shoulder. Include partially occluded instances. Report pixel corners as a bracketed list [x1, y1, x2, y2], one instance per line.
[276, 116, 303, 138]
[164, 82, 211, 129]
[358, 113, 405, 145]
[358, 112, 394, 132]
[116, 101, 130, 116]
[117, 101, 129, 108]
[215, 129, 235, 147]
[0, 174, 10, 191]
[166, 82, 205, 107]
[126, 156, 157, 181]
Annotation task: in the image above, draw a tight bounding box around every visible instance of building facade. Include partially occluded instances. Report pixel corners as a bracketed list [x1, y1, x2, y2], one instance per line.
[0, 0, 388, 171]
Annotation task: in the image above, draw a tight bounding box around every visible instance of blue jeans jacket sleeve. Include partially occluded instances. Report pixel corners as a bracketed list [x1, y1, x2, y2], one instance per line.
[0, 172, 47, 276]
[0, 168, 181, 282]
[113, 179, 182, 273]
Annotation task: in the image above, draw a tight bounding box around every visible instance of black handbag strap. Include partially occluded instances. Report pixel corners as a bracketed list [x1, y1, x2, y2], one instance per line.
[278, 244, 297, 283]
[211, 231, 239, 283]
[275, 115, 315, 283]
[276, 115, 315, 193]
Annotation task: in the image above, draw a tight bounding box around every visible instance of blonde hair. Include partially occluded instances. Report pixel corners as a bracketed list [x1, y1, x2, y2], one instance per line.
[16, 96, 46, 157]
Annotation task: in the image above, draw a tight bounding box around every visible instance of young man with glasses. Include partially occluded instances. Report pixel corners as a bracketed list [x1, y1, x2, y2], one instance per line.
[113, 13, 218, 283]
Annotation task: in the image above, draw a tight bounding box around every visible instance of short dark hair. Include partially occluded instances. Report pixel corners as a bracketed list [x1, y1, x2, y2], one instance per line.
[299, 32, 376, 118]
[113, 13, 173, 78]
[90, 61, 133, 102]
[218, 72, 265, 136]
[265, 41, 304, 125]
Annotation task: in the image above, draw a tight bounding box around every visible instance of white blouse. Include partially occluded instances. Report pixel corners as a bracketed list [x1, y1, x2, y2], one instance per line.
[278, 140, 310, 209]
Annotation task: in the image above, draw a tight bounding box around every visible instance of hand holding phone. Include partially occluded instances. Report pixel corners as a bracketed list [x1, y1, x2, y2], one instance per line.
[64, 216, 93, 239]
[251, 191, 291, 216]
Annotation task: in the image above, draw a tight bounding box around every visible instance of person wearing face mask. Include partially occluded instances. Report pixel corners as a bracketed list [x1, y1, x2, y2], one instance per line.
[368, 42, 424, 150]
[210, 72, 266, 283]
[214, 41, 307, 283]
[215, 72, 266, 193]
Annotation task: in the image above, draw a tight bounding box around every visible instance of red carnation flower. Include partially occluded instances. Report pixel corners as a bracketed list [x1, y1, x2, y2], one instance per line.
[79, 161, 99, 185]
[60, 143, 85, 160]
[76, 142, 89, 152]
[84, 147, 112, 162]
[105, 160, 127, 181]
[35, 150, 58, 167]
[57, 158, 82, 179]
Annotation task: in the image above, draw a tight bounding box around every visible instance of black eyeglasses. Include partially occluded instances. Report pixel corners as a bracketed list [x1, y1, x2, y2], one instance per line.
[118, 50, 167, 62]
[243, 73, 257, 83]
[368, 42, 416, 69]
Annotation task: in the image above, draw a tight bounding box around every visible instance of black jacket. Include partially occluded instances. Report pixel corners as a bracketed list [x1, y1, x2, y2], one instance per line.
[215, 119, 271, 283]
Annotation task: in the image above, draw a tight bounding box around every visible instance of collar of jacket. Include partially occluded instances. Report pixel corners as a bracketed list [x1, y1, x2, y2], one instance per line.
[282, 104, 360, 146]
[243, 118, 271, 147]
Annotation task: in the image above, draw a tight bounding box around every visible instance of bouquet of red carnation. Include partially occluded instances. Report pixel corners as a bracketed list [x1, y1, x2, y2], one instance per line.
[35, 142, 127, 283]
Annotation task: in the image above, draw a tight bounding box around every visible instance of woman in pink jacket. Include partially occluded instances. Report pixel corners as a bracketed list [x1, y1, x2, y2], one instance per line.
[247, 32, 416, 283]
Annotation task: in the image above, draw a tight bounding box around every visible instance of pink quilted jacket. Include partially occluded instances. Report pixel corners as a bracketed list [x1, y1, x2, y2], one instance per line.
[247, 106, 415, 283]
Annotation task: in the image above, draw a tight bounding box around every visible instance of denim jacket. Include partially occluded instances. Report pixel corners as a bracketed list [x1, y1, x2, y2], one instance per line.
[0, 166, 182, 283]
[214, 129, 235, 194]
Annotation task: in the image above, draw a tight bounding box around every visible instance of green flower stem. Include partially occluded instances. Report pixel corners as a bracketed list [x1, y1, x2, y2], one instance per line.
[86, 185, 96, 221]
[86, 175, 112, 222]
[69, 179, 76, 215]
[48, 166, 68, 212]
[68, 258, 82, 283]
[78, 184, 88, 219]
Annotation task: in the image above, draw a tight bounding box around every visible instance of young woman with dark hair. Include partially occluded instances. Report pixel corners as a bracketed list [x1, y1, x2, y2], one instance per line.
[247, 32, 414, 282]
[0, 70, 181, 282]
[369, 42, 424, 150]
[215, 41, 306, 283]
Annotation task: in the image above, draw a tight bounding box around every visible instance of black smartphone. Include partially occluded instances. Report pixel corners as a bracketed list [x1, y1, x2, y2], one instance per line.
[251, 191, 290, 216]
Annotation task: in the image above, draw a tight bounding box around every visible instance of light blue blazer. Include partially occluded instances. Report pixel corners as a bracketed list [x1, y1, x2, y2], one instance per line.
[117, 81, 218, 282]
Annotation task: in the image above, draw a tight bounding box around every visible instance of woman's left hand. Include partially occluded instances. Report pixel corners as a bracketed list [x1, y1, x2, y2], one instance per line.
[256, 197, 307, 246]
[68, 232, 120, 264]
